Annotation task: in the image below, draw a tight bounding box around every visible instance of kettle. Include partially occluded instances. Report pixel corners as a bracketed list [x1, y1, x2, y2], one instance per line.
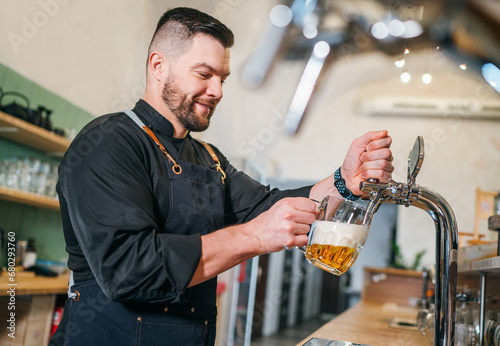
[0, 89, 53, 130]
[0, 89, 31, 122]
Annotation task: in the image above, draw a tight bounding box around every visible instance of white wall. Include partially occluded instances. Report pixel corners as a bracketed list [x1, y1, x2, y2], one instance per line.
[1, 0, 499, 268]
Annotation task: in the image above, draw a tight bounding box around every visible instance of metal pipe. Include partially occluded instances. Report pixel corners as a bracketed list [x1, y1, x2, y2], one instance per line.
[360, 182, 458, 345]
[412, 187, 459, 345]
[421, 269, 430, 310]
[479, 272, 486, 346]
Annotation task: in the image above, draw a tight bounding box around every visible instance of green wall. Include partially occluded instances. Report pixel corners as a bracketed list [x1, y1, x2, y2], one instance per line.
[0, 63, 95, 264]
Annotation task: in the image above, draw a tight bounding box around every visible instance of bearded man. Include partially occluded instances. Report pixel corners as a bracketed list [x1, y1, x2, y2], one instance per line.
[51, 7, 393, 346]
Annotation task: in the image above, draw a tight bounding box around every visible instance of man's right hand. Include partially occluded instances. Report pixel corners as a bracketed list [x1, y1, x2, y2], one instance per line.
[190, 197, 316, 287]
[249, 197, 317, 254]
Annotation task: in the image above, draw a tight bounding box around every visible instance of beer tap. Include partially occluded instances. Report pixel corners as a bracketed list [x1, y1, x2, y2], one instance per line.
[360, 136, 459, 346]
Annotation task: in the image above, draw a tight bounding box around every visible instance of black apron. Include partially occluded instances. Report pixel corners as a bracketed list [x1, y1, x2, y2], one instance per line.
[50, 111, 226, 346]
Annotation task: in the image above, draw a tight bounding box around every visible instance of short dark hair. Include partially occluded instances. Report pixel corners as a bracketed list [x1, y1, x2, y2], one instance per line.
[148, 7, 234, 62]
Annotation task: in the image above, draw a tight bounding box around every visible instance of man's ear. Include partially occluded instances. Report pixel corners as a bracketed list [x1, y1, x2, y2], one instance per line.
[148, 51, 167, 81]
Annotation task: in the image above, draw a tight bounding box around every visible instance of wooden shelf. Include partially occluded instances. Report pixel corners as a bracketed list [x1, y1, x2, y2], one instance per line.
[470, 256, 500, 273]
[0, 273, 70, 296]
[0, 110, 70, 156]
[0, 186, 59, 210]
[459, 255, 500, 274]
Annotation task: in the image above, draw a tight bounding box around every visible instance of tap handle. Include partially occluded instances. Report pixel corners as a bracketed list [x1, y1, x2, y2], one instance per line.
[407, 136, 425, 186]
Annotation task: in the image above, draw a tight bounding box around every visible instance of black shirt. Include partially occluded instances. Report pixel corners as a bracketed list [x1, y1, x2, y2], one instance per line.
[57, 99, 312, 303]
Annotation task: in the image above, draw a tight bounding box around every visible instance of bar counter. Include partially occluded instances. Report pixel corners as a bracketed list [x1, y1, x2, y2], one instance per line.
[297, 301, 430, 346]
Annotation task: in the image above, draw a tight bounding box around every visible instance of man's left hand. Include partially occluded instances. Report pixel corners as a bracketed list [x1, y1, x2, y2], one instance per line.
[342, 130, 394, 196]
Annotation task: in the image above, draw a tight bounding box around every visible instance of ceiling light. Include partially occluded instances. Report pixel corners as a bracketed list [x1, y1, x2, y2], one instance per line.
[482, 63, 500, 93]
[388, 19, 406, 37]
[395, 59, 405, 68]
[401, 20, 423, 38]
[313, 41, 330, 58]
[270, 5, 292, 27]
[422, 73, 432, 84]
[371, 22, 389, 40]
[400, 72, 411, 83]
[303, 24, 318, 39]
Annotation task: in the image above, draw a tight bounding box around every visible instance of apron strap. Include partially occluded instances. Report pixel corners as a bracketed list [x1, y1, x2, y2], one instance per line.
[67, 270, 77, 299]
[197, 140, 226, 184]
[123, 110, 182, 175]
[123, 110, 226, 183]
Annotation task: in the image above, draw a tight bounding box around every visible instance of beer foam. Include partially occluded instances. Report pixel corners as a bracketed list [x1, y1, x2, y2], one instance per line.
[310, 220, 367, 248]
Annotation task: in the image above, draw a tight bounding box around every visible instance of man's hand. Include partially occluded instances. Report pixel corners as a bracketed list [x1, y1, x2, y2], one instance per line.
[342, 130, 394, 196]
[249, 197, 317, 254]
[190, 197, 316, 287]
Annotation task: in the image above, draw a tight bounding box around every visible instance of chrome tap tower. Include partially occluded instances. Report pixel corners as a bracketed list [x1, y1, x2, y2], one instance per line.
[360, 136, 459, 346]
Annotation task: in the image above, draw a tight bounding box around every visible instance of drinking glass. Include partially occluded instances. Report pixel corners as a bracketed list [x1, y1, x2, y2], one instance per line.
[299, 195, 372, 275]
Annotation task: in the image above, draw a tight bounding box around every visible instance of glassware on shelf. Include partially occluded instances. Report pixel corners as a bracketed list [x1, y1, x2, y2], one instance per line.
[0, 156, 58, 198]
[494, 319, 500, 346]
[425, 308, 435, 344]
[417, 307, 430, 336]
[416, 303, 435, 343]
[485, 311, 500, 346]
[455, 289, 480, 346]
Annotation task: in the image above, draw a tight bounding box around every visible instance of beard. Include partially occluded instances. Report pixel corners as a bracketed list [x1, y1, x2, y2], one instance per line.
[161, 74, 215, 132]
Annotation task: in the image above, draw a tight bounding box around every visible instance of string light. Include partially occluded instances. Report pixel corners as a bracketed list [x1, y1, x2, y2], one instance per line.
[394, 48, 437, 85]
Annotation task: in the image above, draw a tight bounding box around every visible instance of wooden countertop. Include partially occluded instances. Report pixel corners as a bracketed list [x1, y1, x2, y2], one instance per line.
[0, 272, 70, 296]
[297, 301, 430, 346]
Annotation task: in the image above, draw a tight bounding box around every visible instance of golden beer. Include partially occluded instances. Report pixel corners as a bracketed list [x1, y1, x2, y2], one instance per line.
[301, 197, 369, 275]
[305, 244, 359, 275]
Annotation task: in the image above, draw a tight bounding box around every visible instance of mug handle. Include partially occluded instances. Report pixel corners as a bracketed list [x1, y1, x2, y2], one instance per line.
[294, 198, 327, 252]
[311, 196, 328, 220]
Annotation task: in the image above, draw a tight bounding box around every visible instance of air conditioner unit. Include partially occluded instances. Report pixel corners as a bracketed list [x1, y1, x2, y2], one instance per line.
[356, 96, 500, 120]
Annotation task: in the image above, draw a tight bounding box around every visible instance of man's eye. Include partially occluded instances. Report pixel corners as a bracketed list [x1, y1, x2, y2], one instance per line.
[198, 72, 210, 79]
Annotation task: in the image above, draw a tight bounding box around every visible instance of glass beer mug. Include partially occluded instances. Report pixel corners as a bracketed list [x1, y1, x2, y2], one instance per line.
[300, 195, 372, 275]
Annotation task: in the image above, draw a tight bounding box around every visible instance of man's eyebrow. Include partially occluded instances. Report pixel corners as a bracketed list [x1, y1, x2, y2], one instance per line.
[191, 63, 231, 77]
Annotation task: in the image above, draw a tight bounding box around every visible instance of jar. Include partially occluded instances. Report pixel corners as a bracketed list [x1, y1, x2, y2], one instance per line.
[485, 311, 499, 346]
[495, 193, 500, 215]
[494, 318, 500, 346]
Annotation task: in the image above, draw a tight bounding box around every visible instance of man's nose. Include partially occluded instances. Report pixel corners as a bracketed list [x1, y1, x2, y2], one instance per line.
[206, 78, 223, 100]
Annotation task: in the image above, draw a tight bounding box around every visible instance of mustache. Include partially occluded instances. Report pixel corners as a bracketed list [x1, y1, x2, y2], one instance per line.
[194, 98, 218, 108]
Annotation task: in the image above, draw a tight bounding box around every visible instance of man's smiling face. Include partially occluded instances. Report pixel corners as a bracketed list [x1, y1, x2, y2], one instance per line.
[161, 33, 231, 132]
